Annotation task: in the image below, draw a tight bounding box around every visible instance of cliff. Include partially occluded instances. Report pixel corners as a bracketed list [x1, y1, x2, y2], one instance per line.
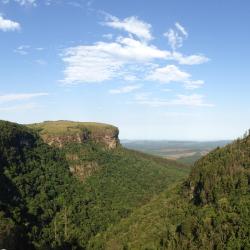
[28, 120, 120, 149]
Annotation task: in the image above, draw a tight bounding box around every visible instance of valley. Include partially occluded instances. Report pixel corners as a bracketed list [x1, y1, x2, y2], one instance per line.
[0, 120, 188, 249]
[0, 119, 249, 249]
[1, 1, 249, 249]
[122, 140, 231, 165]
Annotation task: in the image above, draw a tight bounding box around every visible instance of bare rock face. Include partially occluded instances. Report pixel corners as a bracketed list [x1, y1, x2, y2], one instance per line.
[90, 129, 119, 149]
[28, 121, 120, 149]
[27, 121, 120, 181]
[41, 133, 88, 148]
[69, 162, 99, 181]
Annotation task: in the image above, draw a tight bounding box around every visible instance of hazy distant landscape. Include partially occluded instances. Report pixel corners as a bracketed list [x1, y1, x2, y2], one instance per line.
[122, 140, 231, 164]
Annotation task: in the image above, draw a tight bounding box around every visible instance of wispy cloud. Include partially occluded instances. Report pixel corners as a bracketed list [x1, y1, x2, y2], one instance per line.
[35, 47, 45, 51]
[2, 0, 36, 6]
[14, 45, 47, 58]
[102, 33, 113, 40]
[0, 93, 49, 103]
[0, 103, 38, 112]
[147, 65, 190, 83]
[61, 37, 169, 84]
[0, 15, 20, 31]
[103, 14, 153, 41]
[109, 84, 142, 94]
[147, 65, 204, 89]
[35, 59, 47, 65]
[60, 14, 210, 106]
[135, 93, 214, 107]
[14, 45, 30, 55]
[175, 22, 188, 37]
[164, 22, 187, 51]
[164, 29, 183, 51]
[171, 52, 209, 65]
[61, 16, 209, 85]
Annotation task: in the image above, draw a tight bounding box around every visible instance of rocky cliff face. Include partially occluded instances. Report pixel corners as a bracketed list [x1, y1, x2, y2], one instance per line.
[27, 121, 120, 181]
[28, 120, 120, 149]
[40, 127, 119, 149]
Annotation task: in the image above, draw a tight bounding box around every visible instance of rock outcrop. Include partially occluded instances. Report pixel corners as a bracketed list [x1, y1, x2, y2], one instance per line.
[28, 120, 120, 149]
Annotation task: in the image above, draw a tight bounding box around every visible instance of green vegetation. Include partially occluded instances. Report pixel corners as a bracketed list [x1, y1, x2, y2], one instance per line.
[0, 120, 188, 249]
[178, 152, 203, 165]
[1, 120, 249, 250]
[28, 120, 118, 136]
[94, 135, 250, 249]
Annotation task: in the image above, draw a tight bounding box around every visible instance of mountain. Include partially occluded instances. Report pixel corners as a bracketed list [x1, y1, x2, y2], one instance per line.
[93, 135, 250, 249]
[0, 120, 188, 249]
[28, 120, 120, 149]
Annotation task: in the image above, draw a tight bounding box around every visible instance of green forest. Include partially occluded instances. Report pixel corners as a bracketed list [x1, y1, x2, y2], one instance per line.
[0, 120, 249, 249]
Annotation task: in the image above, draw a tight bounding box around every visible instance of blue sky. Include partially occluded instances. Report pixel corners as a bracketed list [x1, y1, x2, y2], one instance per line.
[0, 0, 249, 140]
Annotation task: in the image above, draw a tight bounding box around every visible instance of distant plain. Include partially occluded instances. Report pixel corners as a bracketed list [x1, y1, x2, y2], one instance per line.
[122, 140, 231, 165]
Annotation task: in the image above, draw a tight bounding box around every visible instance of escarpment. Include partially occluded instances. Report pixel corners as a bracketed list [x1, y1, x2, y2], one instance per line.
[28, 120, 120, 149]
[27, 120, 120, 181]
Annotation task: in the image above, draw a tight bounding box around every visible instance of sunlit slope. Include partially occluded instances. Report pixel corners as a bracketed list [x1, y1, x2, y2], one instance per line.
[91, 135, 250, 250]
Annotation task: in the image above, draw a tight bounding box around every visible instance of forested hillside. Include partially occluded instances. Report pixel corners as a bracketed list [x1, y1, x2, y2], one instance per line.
[92, 134, 250, 249]
[0, 120, 188, 249]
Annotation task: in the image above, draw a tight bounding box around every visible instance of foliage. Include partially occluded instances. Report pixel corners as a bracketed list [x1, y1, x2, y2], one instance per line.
[28, 120, 118, 136]
[0, 120, 188, 249]
[91, 135, 250, 249]
[2, 119, 249, 250]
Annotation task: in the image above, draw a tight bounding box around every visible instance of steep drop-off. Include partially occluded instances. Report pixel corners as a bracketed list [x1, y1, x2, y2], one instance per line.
[0, 120, 188, 249]
[28, 120, 120, 149]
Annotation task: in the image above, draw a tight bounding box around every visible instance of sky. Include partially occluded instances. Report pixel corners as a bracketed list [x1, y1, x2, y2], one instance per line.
[0, 0, 250, 140]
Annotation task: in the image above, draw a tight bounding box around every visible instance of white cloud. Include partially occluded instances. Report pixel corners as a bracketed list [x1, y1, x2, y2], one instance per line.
[164, 23, 188, 51]
[147, 65, 190, 83]
[175, 22, 188, 37]
[0, 15, 20, 31]
[123, 75, 138, 81]
[61, 15, 209, 94]
[2, 0, 36, 6]
[102, 33, 113, 40]
[14, 45, 30, 55]
[172, 52, 209, 65]
[0, 103, 37, 112]
[61, 37, 169, 84]
[35, 59, 47, 65]
[184, 80, 204, 89]
[35, 47, 45, 51]
[147, 65, 204, 89]
[164, 29, 183, 51]
[103, 15, 153, 41]
[135, 93, 213, 107]
[173, 94, 214, 107]
[0, 93, 48, 103]
[109, 84, 142, 94]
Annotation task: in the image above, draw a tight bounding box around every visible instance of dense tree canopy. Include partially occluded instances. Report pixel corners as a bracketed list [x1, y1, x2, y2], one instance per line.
[0, 120, 188, 249]
[92, 135, 250, 249]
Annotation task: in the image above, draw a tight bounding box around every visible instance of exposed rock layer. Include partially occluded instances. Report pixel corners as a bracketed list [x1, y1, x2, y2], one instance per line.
[28, 120, 120, 149]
